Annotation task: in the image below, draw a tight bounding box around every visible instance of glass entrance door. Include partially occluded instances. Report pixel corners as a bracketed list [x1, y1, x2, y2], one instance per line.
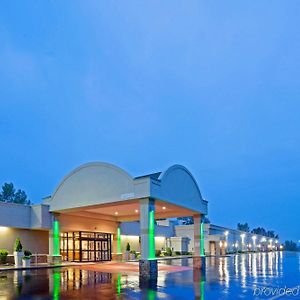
[60, 231, 112, 262]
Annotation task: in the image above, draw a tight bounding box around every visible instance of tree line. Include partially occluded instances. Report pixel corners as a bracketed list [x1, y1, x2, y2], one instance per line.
[237, 222, 299, 251]
[0, 182, 30, 205]
[237, 222, 279, 238]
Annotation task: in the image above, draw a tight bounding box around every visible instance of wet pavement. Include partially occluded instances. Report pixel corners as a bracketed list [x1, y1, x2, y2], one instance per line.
[0, 252, 299, 299]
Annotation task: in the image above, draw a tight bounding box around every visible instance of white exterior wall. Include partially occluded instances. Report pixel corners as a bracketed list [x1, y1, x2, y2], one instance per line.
[0, 203, 51, 230]
[174, 225, 194, 252]
[170, 237, 189, 253]
[120, 236, 166, 253]
[0, 202, 31, 228]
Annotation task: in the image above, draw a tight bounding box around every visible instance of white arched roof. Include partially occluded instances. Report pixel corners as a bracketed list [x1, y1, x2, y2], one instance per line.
[46, 162, 208, 215]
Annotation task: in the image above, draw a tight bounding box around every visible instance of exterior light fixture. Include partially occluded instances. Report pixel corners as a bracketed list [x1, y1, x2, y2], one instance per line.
[275, 240, 278, 244]
[219, 241, 223, 247]
[135, 209, 139, 213]
[0, 226, 8, 232]
[235, 242, 239, 248]
[261, 237, 266, 243]
[224, 231, 229, 237]
[114, 212, 119, 215]
[162, 206, 166, 210]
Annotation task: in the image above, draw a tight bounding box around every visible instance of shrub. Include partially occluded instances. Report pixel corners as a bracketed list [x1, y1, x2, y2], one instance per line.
[0, 249, 8, 264]
[130, 250, 136, 255]
[24, 250, 32, 257]
[126, 242, 130, 252]
[175, 251, 181, 256]
[155, 250, 161, 257]
[166, 247, 172, 256]
[14, 238, 23, 252]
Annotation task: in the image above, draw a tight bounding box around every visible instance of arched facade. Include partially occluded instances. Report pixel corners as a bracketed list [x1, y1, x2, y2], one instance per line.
[47, 162, 208, 216]
[44, 161, 207, 269]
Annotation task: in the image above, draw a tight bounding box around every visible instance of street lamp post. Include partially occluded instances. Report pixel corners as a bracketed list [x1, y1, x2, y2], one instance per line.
[240, 233, 246, 252]
[224, 231, 229, 254]
[252, 236, 257, 252]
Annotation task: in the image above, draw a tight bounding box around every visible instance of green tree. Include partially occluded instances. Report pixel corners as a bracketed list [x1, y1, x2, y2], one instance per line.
[14, 189, 29, 204]
[0, 183, 30, 205]
[0, 183, 15, 203]
[284, 240, 299, 251]
[251, 227, 267, 236]
[251, 227, 279, 239]
[237, 222, 250, 232]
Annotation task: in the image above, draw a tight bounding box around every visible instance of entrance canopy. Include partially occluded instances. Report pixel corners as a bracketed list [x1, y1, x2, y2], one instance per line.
[44, 162, 208, 220]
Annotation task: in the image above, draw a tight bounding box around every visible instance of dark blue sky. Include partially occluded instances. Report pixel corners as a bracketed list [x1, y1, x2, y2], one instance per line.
[0, 1, 299, 241]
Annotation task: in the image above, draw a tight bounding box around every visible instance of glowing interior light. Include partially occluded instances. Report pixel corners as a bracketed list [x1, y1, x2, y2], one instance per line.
[219, 241, 223, 247]
[261, 237, 266, 243]
[252, 236, 257, 241]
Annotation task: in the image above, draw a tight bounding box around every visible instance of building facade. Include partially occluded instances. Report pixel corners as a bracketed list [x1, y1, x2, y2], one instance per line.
[0, 162, 208, 271]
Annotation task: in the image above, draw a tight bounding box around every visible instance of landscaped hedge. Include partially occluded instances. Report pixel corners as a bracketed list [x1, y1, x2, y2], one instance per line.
[0, 249, 9, 264]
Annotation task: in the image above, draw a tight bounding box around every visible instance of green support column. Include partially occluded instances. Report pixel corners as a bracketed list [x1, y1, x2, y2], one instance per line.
[200, 221, 205, 257]
[148, 210, 155, 259]
[48, 217, 62, 264]
[53, 220, 60, 256]
[117, 227, 122, 254]
[139, 198, 157, 279]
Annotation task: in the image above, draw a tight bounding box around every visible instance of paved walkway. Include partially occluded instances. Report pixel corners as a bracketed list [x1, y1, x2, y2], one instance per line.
[0, 260, 192, 274]
[73, 261, 192, 274]
[0, 261, 92, 271]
